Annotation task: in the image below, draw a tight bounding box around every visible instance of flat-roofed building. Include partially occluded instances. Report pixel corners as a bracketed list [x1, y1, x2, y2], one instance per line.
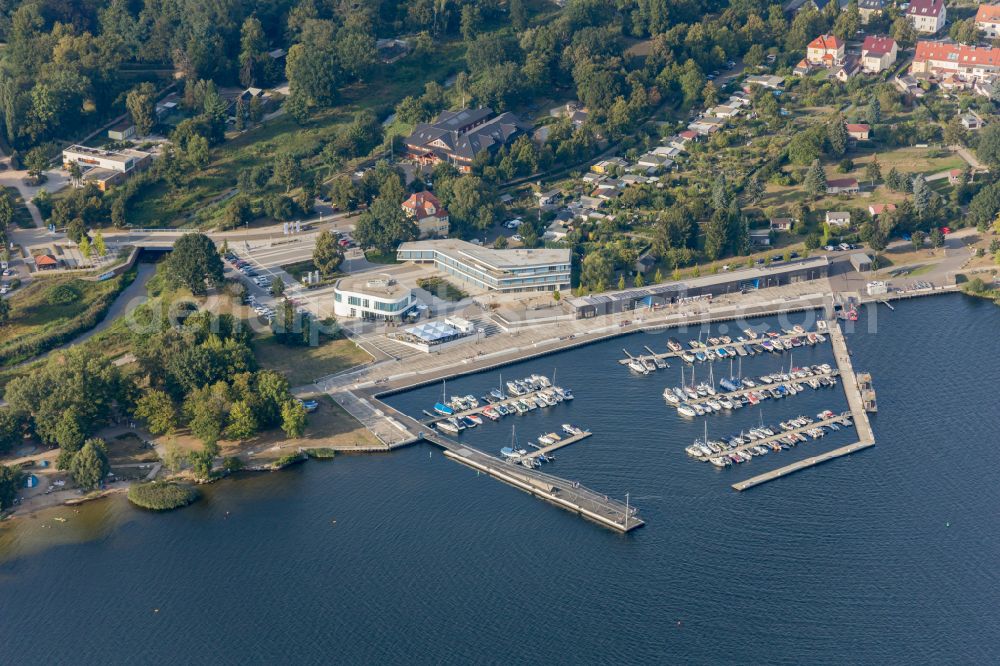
[62, 144, 152, 191]
[567, 256, 831, 318]
[397, 239, 571, 293]
[333, 274, 417, 321]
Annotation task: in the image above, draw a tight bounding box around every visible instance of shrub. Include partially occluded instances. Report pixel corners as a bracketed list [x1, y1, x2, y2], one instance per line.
[127, 481, 199, 510]
[305, 448, 336, 459]
[271, 452, 308, 469]
[46, 283, 80, 305]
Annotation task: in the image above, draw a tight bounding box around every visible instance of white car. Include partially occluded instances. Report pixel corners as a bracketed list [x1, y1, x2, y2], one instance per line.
[838, 243, 851, 251]
[511, 234, 523, 242]
[824, 245, 836, 252]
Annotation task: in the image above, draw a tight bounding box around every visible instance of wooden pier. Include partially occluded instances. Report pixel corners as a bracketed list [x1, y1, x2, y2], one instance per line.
[523, 430, 592, 460]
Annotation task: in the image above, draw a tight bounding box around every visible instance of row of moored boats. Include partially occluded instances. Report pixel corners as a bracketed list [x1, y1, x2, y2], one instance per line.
[686, 410, 853, 467]
[665, 364, 837, 417]
[432, 374, 574, 434]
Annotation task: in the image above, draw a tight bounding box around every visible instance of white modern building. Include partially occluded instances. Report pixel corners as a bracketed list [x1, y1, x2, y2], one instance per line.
[333, 274, 417, 321]
[62, 144, 152, 191]
[396, 239, 572, 293]
[907, 0, 946, 34]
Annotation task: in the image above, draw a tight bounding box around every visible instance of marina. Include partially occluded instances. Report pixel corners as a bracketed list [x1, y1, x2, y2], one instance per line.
[619, 326, 829, 371]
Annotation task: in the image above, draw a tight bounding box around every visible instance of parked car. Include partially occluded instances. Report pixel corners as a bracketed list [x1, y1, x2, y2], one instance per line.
[1, 268, 15, 277]
[838, 243, 851, 251]
[511, 234, 523, 242]
[824, 245, 836, 252]
[297, 398, 320, 413]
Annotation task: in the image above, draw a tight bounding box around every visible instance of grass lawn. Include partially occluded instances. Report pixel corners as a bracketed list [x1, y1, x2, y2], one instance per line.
[3, 186, 35, 228]
[364, 250, 399, 264]
[253, 334, 372, 385]
[417, 276, 467, 301]
[0, 273, 132, 367]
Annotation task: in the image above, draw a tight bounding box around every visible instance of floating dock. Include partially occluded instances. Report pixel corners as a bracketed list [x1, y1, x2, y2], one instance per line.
[421, 385, 565, 426]
[619, 328, 827, 368]
[694, 411, 853, 464]
[731, 321, 876, 491]
[522, 430, 592, 460]
[731, 439, 876, 491]
[673, 368, 840, 407]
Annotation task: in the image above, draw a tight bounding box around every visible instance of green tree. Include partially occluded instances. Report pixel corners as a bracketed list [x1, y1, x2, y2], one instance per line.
[0, 464, 23, 510]
[271, 276, 285, 296]
[69, 438, 110, 491]
[804, 159, 827, 198]
[281, 399, 307, 439]
[134, 390, 178, 435]
[911, 230, 926, 251]
[581, 251, 614, 292]
[865, 155, 882, 187]
[188, 444, 217, 480]
[354, 196, 418, 255]
[827, 114, 848, 157]
[866, 97, 881, 125]
[78, 236, 91, 260]
[510, 0, 528, 30]
[0, 298, 9, 328]
[617, 274, 625, 290]
[943, 116, 968, 147]
[912, 174, 931, 217]
[126, 82, 156, 136]
[165, 233, 224, 295]
[24, 147, 48, 179]
[745, 174, 764, 204]
[313, 230, 344, 276]
[184, 382, 230, 446]
[273, 153, 303, 192]
[222, 196, 253, 230]
[976, 124, 1000, 170]
[93, 230, 106, 257]
[225, 400, 258, 440]
[239, 17, 266, 87]
[929, 227, 945, 248]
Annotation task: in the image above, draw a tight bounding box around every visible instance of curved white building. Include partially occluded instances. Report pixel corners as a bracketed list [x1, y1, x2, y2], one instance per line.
[333, 275, 417, 321]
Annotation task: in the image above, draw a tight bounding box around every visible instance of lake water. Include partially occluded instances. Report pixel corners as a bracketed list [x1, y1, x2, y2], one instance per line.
[2, 293, 998, 664]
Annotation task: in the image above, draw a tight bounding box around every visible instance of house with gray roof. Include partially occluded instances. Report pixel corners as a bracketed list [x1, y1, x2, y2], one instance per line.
[405, 108, 531, 173]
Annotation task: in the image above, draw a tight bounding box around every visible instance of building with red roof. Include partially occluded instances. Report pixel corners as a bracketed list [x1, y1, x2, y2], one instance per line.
[402, 191, 449, 239]
[806, 34, 845, 67]
[976, 4, 1000, 39]
[861, 36, 898, 73]
[846, 123, 871, 141]
[34, 254, 58, 270]
[912, 41, 1000, 79]
[868, 203, 897, 217]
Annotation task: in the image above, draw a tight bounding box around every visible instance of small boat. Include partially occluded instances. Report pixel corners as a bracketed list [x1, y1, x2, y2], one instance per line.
[490, 388, 505, 400]
[506, 381, 524, 396]
[694, 351, 706, 363]
[433, 402, 454, 416]
[629, 359, 649, 374]
[681, 353, 696, 363]
[663, 388, 680, 404]
[500, 446, 516, 459]
[482, 408, 500, 421]
[562, 424, 582, 435]
[555, 387, 574, 400]
[667, 337, 684, 352]
[460, 416, 478, 428]
[467, 414, 483, 425]
[677, 404, 697, 417]
[652, 356, 667, 370]
[437, 420, 459, 434]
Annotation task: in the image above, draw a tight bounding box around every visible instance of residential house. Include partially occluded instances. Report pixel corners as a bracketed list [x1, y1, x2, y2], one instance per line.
[960, 111, 984, 130]
[405, 108, 530, 173]
[835, 57, 861, 82]
[948, 168, 964, 184]
[543, 220, 570, 241]
[709, 104, 740, 118]
[637, 153, 672, 169]
[974, 79, 999, 99]
[806, 34, 845, 67]
[635, 253, 657, 274]
[825, 211, 851, 227]
[769, 217, 795, 232]
[688, 117, 725, 135]
[581, 172, 605, 185]
[976, 4, 1000, 40]
[858, 0, 885, 24]
[743, 75, 785, 90]
[826, 178, 860, 195]
[911, 41, 1000, 80]
[895, 74, 927, 98]
[869, 203, 896, 217]
[794, 59, 813, 77]
[401, 191, 450, 239]
[107, 119, 136, 141]
[907, 0, 947, 34]
[550, 101, 589, 127]
[591, 157, 628, 174]
[749, 229, 772, 246]
[846, 123, 871, 140]
[861, 36, 898, 73]
[535, 190, 562, 207]
[651, 145, 680, 158]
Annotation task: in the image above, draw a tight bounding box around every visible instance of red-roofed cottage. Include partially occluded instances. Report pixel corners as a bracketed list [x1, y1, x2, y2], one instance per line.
[846, 123, 871, 140]
[861, 36, 898, 73]
[976, 4, 1000, 39]
[401, 191, 450, 238]
[911, 41, 1000, 79]
[807, 34, 845, 67]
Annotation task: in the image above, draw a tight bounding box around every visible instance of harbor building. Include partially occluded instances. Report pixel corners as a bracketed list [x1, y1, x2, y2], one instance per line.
[333, 274, 418, 321]
[397, 239, 571, 293]
[567, 256, 830, 319]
